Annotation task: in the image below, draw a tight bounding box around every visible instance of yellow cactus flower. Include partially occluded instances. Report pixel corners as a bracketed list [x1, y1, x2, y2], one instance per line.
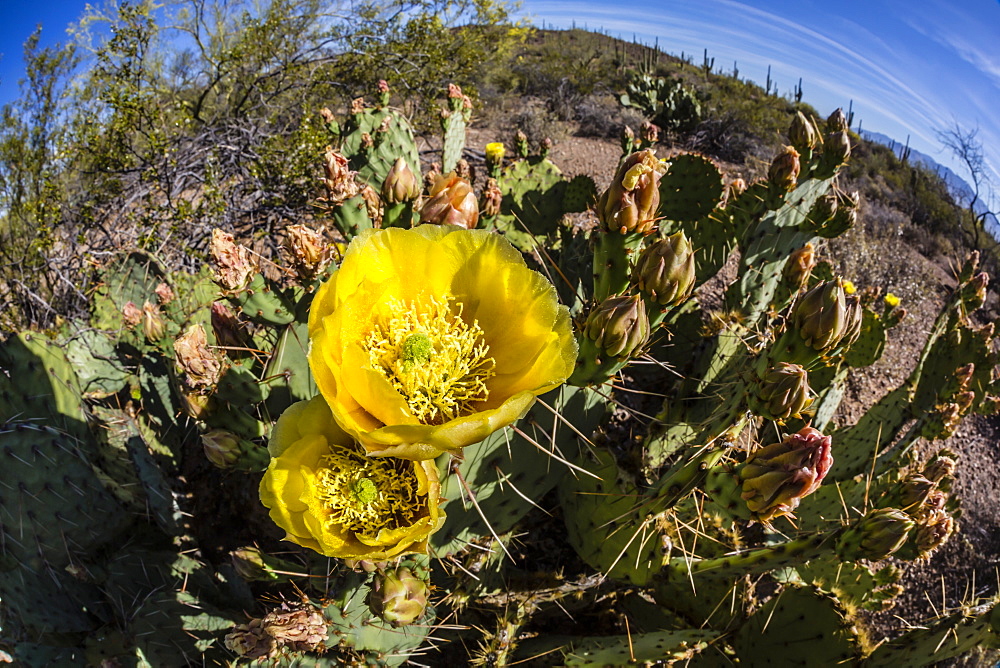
[485, 142, 505, 164]
[884, 292, 901, 308]
[308, 225, 577, 460]
[842, 279, 856, 295]
[259, 396, 444, 559]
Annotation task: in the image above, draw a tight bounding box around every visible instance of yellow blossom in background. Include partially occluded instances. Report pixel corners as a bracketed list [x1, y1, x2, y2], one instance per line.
[308, 225, 577, 460]
[885, 293, 901, 308]
[842, 280, 856, 295]
[259, 396, 444, 559]
[485, 142, 505, 164]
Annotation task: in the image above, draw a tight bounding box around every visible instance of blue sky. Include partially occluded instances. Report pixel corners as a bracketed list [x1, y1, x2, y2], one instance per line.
[520, 0, 1000, 204]
[1, 0, 997, 204]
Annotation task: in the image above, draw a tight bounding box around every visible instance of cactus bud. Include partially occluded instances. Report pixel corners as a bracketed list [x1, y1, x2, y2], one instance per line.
[319, 107, 338, 134]
[210, 229, 256, 291]
[423, 161, 442, 192]
[539, 137, 553, 158]
[320, 147, 361, 205]
[912, 510, 954, 556]
[621, 125, 636, 154]
[921, 403, 963, 440]
[283, 224, 332, 283]
[961, 272, 989, 311]
[840, 293, 864, 350]
[360, 185, 382, 227]
[455, 158, 473, 182]
[597, 149, 664, 235]
[793, 278, 850, 353]
[211, 301, 246, 352]
[420, 172, 479, 229]
[632, 232, 696, 305]
[827, 107, 849, 133]
[584, 294, 650, 360]
[897, 475, 936, 511]
[738, 426, 833, 522]
[783, 243, 816, 292]
[749, 363, 813, 421]
[768, 146, 800, 192]
[343, 558, 385, 574]
[839, 508, 914, 561]
[480, 178, 503, 218]
[789, 111, 819, 153]
[225, 605, 327, 659]
[822, 190, 859, 238]
[824, 130, 852, 165]
[142, 301, 166, 343]
[922, 451, 957, 484]
[154, 282, 174, 305]
[381, 157, 420, 204]
[368, 567, 428, 627]
[122, 301, 142, 329]
[201, 429, 242, 468]
[515, 129, 529, 158]
[641, 121, 660, 145]
[174, 324, 224, 392]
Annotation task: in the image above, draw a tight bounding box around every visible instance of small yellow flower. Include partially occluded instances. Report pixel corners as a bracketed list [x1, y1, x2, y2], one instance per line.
[842, 280, 856, 295]
[308, 225, 577, 460]
[485, 142, 505, 164]
[884, 292, 901, 308]
[259, 396, 444, 559]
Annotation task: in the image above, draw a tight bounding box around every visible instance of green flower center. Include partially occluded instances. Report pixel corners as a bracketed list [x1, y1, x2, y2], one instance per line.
[365, 295, 496, 425]
[316, 443, 424, 537]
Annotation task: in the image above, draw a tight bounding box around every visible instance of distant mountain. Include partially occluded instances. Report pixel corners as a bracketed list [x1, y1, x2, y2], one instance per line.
[861, 130, 998, 237]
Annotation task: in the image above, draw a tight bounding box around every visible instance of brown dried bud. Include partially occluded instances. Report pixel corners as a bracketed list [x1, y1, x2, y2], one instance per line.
[419, 173, 479, 229]
[447, 83, 463, 99]
[360, 185, 383, 227]
[423, 162, 442, 192]
[351, 97, 365, 114]
[210, 229, 256, 291]
[225, 605, 327, 659]
[922, 451, 957, 484]
[211, 301, 246, 351]
[480, 178, 503, 218]
[174, 324, 224, 392]
[377, 79, 390, 94]
[783, 243, 816, 292]
[283, 224, 332, 282]
[641, 121, 660, 145]
[122, 301, 142, 329]
[827, 107, 849, 133]
[320, 147, 361, 205]
[154, 282, 174, 305]
[455, 158, 473, 181]
[319, 107, 335, 124]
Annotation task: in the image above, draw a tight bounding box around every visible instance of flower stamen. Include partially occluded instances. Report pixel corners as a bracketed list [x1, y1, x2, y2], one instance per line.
[316, 444, 423, 537]
[365, 296, 495, 425]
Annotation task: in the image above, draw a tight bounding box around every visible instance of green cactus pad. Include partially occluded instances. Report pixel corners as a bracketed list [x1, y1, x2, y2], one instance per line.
[562, 174, 598, 213]
[658, 153, 724, 223]
[562, 629, 719, 666]
[340, 104, 421, 191]
[733, 585, 863, 664]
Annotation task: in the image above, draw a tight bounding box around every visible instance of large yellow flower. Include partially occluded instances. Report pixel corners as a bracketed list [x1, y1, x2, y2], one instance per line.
[259, 396, 444, 559]
[308, 225, 577, 460]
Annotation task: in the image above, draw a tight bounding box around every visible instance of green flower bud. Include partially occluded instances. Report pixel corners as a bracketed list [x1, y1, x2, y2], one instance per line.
[789, 111, 820, 153]
[922, 451, 957, 484]
[896, 475, 936, 511]
[382, 157, 420, 204]
[584, 294, 650, 360]
[515, 129, 529, 158]
[793, 278, 850, 353]
[739, 427, 833, 522]
[838, 508, 914, 561]
[142, 301, 166, 343]
[621, 125, 636, 154]
[960, 272, 989, 311]
[824, 130, 852, 165]
[420, 173, 479, 229]
[201, 429, 269, 471]
[632, 232, 696, 305]
[597, 150, 665, 235]
[768, 146, 801, 192]
[368, 567, 428, 627]
[827, 107, 849, 133]
[749, 362, 813, 420]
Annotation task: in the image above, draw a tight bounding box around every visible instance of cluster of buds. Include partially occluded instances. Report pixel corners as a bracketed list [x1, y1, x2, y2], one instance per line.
[748, 362, 812, 421]
[209, 229, 256, 292]
[367, 566, 429, 627]
[596, 150, 665, 235]
[632, 232, 696, 306]
[921, 363, 979, 440]
[583, 294, 650, 360]
[738, 426, 833, 522]
[420, 172, 479, 229]
[282, 224, 332, 283]
[225, 605, 327, 659]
